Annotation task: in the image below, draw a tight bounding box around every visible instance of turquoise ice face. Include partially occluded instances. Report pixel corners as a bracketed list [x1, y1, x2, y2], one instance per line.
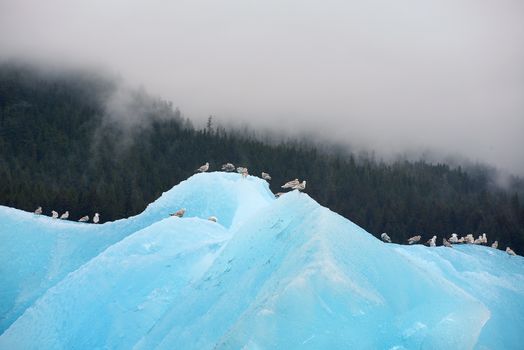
[0, 172, 523, 349]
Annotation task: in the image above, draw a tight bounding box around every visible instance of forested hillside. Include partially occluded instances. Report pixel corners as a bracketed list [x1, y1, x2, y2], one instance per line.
[1, 62, 523, 252]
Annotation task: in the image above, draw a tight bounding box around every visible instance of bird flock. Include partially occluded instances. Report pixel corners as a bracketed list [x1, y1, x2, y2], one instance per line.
[199, 161, 306, 194]
[33, 206, 99, 224]
[195, 161, 518, 256]
[168, 161, 308, 224]
[381, 231, 517, 256]
[32, 161, 301, 226]
[31, 160, 518, 257]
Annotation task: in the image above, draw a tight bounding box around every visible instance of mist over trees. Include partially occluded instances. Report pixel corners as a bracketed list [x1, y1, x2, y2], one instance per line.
[1, 62, 523, 253]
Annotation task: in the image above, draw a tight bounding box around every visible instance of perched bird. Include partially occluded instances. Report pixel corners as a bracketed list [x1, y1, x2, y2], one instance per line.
[60, 211, 69, 220]
[281, 179, 299, 189]
[292, 180, 306, 191]
[381, 232, 392, 243]
[458, 236, 465, 243]
[506, 247, 516, 256]
[449, 233, 459, 244]
[481, 233, 488, 244]
[407, 235, 421, 244]
[261, 172, 272, 181]
[93, 213, 100, 224]
[474, 235, 483, 245]
[465, 234, 475, 244]
[221, 163, 235, 172]
[34, 206, 42, 215]
[443, 238, 452, 248]
[208, 216, 218, 222]
[78, 215, 89, 222]
[427, 235, 437, 247]
[274, 192, 285, 198]
[196, 162, 209, 173]
[170, 208, 186, 218]
[241, 168, 249, 178]
[491, 240, 498, 249]
[236, 166, 246, 173]
[51, 210, 59, 219]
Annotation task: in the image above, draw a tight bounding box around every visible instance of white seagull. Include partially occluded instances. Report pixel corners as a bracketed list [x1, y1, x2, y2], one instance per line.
[78, 215, 89, 222]
[261, 172, 272, 181]
[407, 235, 421, 245]
[60, 211, 69, 220]
[281, 179, 299, 189]
[506, 247, 516, 256]
[491, 240, 498, 249]
[51, 210, 59, 219]
[292, 180, 306, 191]
[443, 238, 452, 248]
[170, 208, 186, 218]
[93, 213, 100, 224]
[381, 233, 392, 243]
[236, 167, 246, 173]
[221, 163, 235, 172]
[196, 162, 209, 172]
[208, 216, 218, 222]
[34, 206, 42, 215]
[427, 235, 437, 247]
[449, 233, 459, 244]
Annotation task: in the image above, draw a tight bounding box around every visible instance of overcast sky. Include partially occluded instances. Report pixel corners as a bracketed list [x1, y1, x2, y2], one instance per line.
[1, 0, 523, 174]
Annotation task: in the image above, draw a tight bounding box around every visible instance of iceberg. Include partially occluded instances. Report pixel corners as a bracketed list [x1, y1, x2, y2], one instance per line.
[0, 172, 523, 349]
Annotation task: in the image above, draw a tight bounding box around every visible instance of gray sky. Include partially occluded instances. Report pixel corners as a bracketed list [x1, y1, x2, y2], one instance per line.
[1, 0, 523, 174]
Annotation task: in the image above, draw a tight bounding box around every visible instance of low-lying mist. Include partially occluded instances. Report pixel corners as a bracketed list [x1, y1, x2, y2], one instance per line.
[2, 59, 522, 195]
[1, 0, 523, 175]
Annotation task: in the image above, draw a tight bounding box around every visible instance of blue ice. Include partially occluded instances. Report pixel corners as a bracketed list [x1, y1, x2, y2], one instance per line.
[0, 172, 523, 349]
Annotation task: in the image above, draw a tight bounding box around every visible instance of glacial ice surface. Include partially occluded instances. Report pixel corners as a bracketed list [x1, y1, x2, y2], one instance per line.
[0, 172, 523, 349]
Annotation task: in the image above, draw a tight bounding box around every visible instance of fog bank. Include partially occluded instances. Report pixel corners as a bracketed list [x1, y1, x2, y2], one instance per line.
[1, 0, 523, 174]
